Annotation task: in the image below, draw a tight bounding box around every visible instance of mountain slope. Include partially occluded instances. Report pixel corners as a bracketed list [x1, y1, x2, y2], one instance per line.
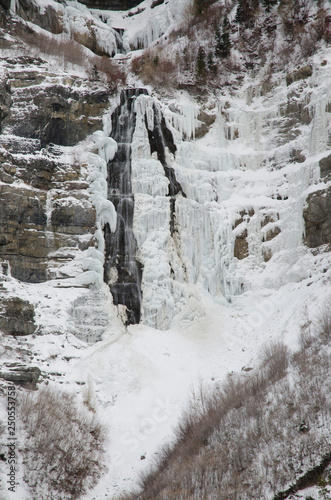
[0, 0, 330, 499]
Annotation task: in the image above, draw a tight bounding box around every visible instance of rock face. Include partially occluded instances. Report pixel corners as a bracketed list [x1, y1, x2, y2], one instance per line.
[0, 72, 11, 132]
[0, 185, 48, 282]
[320, 154, 331, 179]
[0, 55, 109, 284]
[0, 297, 36, 335]
[286, 65, 313, 86]
[3, 58, 110, 147]
[14, 0, 63, 34]
[0, 362, 40, 388]
[303, 186, 331, 248]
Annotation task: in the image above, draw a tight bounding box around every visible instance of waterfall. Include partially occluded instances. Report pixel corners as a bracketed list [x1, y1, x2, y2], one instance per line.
[104, 89, 147, 325]
[104, 89, 186, 327]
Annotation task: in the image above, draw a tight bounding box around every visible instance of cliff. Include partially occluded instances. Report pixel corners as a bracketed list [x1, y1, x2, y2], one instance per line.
[0, 0, 330, 498]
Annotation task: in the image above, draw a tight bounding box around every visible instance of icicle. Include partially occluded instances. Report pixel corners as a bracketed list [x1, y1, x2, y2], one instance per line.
[165, 104, 199, 140]
[135, 95, 155, 131]
[10, 0, 16, 13]
[309, 95, 331, 154]
[92, 131, 117, 163]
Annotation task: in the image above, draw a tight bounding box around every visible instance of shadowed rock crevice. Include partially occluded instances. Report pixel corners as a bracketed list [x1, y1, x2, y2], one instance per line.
[145, 104, 185, 235]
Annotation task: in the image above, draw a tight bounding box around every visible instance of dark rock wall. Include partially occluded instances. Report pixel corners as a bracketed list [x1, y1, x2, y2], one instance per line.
[78, 0, 144, 11]
[0, 297, 36, 335]
[304, 186, 331, 248]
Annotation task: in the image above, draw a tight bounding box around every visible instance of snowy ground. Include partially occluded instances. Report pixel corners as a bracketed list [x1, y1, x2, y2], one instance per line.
[0, 246, 329, 499]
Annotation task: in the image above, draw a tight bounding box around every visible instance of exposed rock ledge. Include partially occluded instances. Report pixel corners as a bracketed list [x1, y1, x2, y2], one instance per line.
[303, 185, 331, 248]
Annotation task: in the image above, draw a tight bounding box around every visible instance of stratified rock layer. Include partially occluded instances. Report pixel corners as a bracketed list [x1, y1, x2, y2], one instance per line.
[0, 56, 110, 284]
[0, 362, 40, 388]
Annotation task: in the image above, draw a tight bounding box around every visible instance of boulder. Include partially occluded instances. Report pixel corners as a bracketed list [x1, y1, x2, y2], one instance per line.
[319, 154, 331, 179]
[286, 65, 313, 86]
[0, 297, 36, 335]
[0, 362, 41, 389]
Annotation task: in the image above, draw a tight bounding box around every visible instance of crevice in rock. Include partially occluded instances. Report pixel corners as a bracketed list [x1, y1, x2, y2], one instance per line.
[272, 453, 331, 500]
[145, 104, 186, 236]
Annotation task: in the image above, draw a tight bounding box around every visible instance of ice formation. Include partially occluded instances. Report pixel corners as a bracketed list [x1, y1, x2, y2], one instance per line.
[165, 103, 200, 140]
[99, 59, 331, 330]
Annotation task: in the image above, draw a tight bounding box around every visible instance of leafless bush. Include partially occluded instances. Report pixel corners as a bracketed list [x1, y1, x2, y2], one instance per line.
[13, 22, 126, 91]
[19, 385, 106, 500]
[259, 340, 290, 381]
[131, 47, 177, 89]
[13, 23, 86, 66]
[299, 327, 315, 350]
[313, 7, 331, 43]
[316, 301, 331, 344]
[90, 55, 126, 91]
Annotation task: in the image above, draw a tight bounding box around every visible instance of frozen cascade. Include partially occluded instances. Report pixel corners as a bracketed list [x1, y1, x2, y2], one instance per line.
[309, 94, 331, 155]
[143, 99, 186, 236]
[103, 89, 188, 328]
[165, 104, 200, 141]
[130, 94, 227, 328]
[101, 67, 326, 330]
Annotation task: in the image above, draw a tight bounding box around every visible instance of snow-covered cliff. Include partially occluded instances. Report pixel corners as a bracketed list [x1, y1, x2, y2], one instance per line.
[0, 0, 331, 498]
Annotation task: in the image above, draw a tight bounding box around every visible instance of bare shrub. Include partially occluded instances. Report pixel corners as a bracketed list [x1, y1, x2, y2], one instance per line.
[259, 340, 290, 381]
[19, 385, 106, 500]
[131, 47, 177, 89]
[316, 303, 331, 344]
[298, 307, 315, 350]
[313, 7, 331, 43]
[12, 22, 126, 91]
[278, 0, 312, 39]
[299, 326, 315, 350]
[89, 54, 126, 91]
[13, 23, 86, 67]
